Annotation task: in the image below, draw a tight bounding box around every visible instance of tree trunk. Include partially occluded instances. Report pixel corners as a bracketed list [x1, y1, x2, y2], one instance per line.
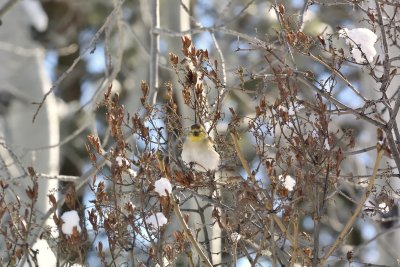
[0, 2, 59, 265]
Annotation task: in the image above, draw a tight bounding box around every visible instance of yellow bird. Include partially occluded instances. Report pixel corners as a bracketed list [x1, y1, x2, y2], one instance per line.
[181, 124, 220, 172]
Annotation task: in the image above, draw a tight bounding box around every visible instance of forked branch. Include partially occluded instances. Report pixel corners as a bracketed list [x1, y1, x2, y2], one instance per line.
[170, 194, 213, 267]
[318, 143, 385, 266]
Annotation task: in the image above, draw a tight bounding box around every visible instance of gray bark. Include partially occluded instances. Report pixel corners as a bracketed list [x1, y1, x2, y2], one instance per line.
[0, 2, 59, 265]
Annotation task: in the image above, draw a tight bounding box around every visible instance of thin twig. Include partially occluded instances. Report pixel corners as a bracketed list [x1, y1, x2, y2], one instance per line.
[296, 75, 385, 128]
[210, 32, 226, 112]
[150, 0, 160, 105]
[232, 238, 238, 267]
[309, 53, 368, 102]
[40, 130, 134, 227]
[26, 117, 92, 151]
[194, 198, 213, 262]
[312, 178, 321, 267]
[170, 194, 213, 267]
[383, 129, 400, 172]
[298, 0, 310, 32]
[318, 144, 384, 266]
[38, 173, 80, 182]
[344, 145, 376, 156]
[312, 163, 330, 266]
[154, 26, 275, 50]
[375, 0, 391, 93]
[220, 0, 256, 26]
[230, 132, 257, 184]
[32, 0, 125, 122]
[230, 131, 293, 244]
[290, 216, 299, 267]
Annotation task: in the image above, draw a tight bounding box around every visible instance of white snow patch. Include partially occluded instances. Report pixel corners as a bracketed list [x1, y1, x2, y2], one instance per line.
[116, 156, 129, 167]
[279, 174, 296, 191]
[61, 210, 81, 236]
[154, 178, 172, 197]
[261, 249, 272, 256]
[324, 139, 331, 150]
[339, 28, 377, 63]
[378, 202, 389, 213]
[146, 212, 168, 229]
[28, 239, 56, 267]
[231, 232, 242, 242]
[128, 168, 137, 176]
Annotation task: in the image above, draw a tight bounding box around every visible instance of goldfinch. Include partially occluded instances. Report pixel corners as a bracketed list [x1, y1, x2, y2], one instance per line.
[181, 124, 220, 172]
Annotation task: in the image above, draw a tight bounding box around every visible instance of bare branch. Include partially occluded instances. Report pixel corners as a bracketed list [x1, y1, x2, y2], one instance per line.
[32, 0, 125, 122]
[319, 144, 384, 266]
[149, 0, 160, 105]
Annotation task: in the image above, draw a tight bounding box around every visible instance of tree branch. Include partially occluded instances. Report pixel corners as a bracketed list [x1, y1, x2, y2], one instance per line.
[318, 144, 384, 266]
[230, 131, 294, 244]
[32, 0, 125, 122]
[170, 194, 213, 267]
[150, 0, 160, 105]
